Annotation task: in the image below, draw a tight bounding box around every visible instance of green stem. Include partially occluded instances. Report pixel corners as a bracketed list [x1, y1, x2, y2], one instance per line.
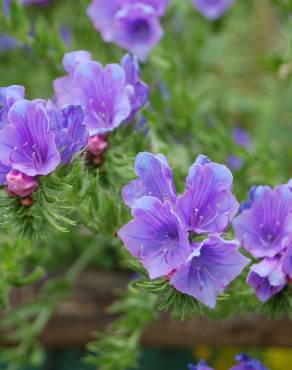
[66, 234, 105, 283]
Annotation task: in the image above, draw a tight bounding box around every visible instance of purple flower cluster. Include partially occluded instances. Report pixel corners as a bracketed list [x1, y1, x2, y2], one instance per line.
[119, 152, 250, 308]
[87, 0, 170, 60]
[230, 353, 269, 370]
[0, 85, 88, 200]
[192, 0, 236, 21]
[189, 360, 214, 370]
[233, 183, 292, 301]
[53, 50, 149, 161]
[188, 354, 269, 370]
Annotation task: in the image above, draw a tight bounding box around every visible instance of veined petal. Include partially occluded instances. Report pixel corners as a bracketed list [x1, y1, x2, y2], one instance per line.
[113, 3, 164, 60]
[233, 185, 292, 258]
[247, 258, 286, 302]
[62, 50, 92, 73]
[0, 85, 25, 128]
[122, 152, 177, 208]
[118, 196, 191, 279]
[176, 156, 238, 233]
[170, 235, 249, 308]
[73, 60, 131, 135]
[0, 100, 61, 176]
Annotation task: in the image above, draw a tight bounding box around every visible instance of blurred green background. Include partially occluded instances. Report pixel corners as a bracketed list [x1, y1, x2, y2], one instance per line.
[0, 0, 291, 369]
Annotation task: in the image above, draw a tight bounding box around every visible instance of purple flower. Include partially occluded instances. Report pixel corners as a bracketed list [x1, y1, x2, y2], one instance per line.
[230, 353, 269, 370]
[87, 0, 121, 42]
[0, 99, 61, 176]
[287, 179, 292, 192]
[0, 161, 11, 185]
[176, 155, 239, 234]
[73, 61, 131, 135]
[238, 185, 258, 214]
[170, 235, 249, 308]
[192, 0, 235, 21]
[54, 50, 148, 132]
[282, 243, 292, 280]
[122, 152, 177, 208]
[53, 51, 92, 108]
[54, 52, 132, 136]
[121, 53, 149, 122]
[118, 196, 192, 279]
[119, 152, 248, 308]
[188, 360, 214, 370]
[112, 3, 163, 60]
[0, 85, 25, 128]
[0, 34, 20, 53]
[6, 169, 38, 197]
[247, 258, 286, 302]
[59, 26, 72, 48]
[49, 104, 88, 164]
[2, 0, 12, 16]
[227, 155, 244, 171]
[233, 185, 292, 258]
[87, 1, 165, 60]
[62, 50, 92, 74]
[233, 126, 252, 150]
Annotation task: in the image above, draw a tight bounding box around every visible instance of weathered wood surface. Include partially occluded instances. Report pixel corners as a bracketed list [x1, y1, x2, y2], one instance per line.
[4, 271, 292, 348]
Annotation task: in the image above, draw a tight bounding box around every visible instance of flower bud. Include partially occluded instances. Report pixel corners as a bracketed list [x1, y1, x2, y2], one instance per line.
[87, 134, 108, 156]
[6, 170, 38, 198]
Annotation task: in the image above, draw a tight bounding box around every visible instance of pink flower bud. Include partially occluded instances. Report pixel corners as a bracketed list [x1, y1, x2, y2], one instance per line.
[87, 134, 108, 156]
[6, 170, 38, 198]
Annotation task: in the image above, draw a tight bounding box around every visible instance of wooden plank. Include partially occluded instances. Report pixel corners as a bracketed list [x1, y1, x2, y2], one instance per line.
[3, 271, 292, 348]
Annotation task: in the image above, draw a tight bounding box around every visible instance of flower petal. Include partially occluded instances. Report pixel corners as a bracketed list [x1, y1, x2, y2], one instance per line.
[170, 235, 249, 308]
[118, 196, 191, 279]
[233, 185, 292, 258]
[122, 152, 177, 208]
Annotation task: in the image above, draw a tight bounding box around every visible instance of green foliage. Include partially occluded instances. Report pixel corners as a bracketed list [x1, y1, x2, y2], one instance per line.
[0, 238, 45, 309]
[260, 285, 292, 319]
[137, 277, 205, 320]
[0, 167, 78, 240]
[0, 0, 291, 369]
[132, 261, 258, 321]
[0, 235, 102, 369]
[70, 124, 148, 237]
[85, 282, 157, 370]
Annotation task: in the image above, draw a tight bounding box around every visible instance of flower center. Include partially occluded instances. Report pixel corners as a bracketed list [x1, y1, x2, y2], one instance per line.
[130, 18, 151, 41]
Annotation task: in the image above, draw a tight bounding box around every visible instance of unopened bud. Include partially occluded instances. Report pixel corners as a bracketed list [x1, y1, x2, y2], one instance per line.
[87, 134, 108, 156]
[6, 170, 38, 198]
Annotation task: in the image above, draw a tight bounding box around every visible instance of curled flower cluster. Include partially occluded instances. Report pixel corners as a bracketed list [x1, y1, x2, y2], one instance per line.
[233, 183, 292, 302]
[192, 0, 235, 21]
[0, 85, 87, 202]
[0, 50, 148, 200]
[118, 152, 250, 308]
[87, 0, 170, 60]
[189, 353, 269, 370]
[53, 50, 149, 162]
